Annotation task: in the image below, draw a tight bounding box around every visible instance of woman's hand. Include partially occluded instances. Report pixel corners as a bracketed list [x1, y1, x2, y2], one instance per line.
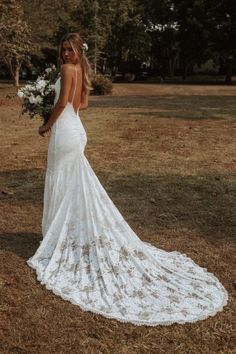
[38, 124, 50, 137]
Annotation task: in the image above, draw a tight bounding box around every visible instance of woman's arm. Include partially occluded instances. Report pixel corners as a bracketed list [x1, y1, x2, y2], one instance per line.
[79, 90, 89, 110]
[39, 64, 73, 136]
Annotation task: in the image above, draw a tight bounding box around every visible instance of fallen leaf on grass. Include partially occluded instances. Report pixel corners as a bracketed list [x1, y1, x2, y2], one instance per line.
[5, 278, 14, 286]
[0, 190, 14, 197]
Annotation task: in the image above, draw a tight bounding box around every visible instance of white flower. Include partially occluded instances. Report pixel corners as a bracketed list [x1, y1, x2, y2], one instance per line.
[36, 79, 47, 90]
[17, 90, 24, 98]
[44, 84, 55, 95]
[45, 65, 56, 73]
[82, 43, 88, 51]
[19, 67, 57, 121]
[29, 95, 43, 104]
[29, 95, 36, 104]
[49, 84, 55, 90]
[35, 95, 43, 104]
[24, 84, 34, 91]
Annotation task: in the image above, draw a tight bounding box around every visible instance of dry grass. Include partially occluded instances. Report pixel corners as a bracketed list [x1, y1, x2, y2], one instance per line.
[0, 82, 235, 354]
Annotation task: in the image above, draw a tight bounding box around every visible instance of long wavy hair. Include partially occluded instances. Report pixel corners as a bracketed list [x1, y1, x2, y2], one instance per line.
[59, 32, 91, 96]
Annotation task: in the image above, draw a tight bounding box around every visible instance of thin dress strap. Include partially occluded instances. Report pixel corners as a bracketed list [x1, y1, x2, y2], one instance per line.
[71, 66, 77, 104]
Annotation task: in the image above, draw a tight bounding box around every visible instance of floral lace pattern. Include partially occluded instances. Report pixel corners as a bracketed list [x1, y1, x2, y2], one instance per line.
[27, 78, 228, 326]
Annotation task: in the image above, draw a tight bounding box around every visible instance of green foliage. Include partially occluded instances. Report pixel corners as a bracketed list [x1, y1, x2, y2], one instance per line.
[171, 0, 212, 77]
[206, 0, 236, 83]
[0, 0, 235, 84]
[91, 74, 113, 95]
[105, 0, 150, 76]
[72, 0, 114, 74]
[140, 0, 178, 78]
[21, 0, 78, 48]
[0, 0, 34, 85]
[140, 0, 236, 82]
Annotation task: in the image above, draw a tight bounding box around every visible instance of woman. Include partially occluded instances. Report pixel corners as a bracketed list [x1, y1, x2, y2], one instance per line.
[27, 33, 228, 326]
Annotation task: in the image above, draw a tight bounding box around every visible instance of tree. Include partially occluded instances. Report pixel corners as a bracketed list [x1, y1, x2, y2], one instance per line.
[167, 0, 236, 83]
[105, 0, 149, 77]
[72, 0, 114, 74]
[0, 0, 33, 86]
[206, 0, 236, 84]
[140, 0, 178, 77]
[172, 0, 213, 79]
[141, 0, 236, 82]
[22, 0, 78, 47]
[21, 0, 78, 70]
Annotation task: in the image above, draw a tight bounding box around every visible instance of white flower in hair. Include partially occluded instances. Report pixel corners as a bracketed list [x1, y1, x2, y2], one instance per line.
[82, 43, 88, 51]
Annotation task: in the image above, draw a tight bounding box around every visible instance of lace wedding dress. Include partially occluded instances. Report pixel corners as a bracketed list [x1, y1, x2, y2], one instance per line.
[27, 70, 228, 326]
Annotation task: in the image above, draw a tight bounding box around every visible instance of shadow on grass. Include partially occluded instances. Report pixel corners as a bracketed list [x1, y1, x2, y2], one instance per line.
[90, 95, 236, 121]
[127, 111, 225, 120]
[0, 168, 45, 202]
[0, 168, 235, 253]
[0, 232, 41, 260]
[100, 172, 236, 245]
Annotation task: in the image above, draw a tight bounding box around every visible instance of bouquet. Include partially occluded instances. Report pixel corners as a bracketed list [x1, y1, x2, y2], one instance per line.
[17, 65, 59, 125]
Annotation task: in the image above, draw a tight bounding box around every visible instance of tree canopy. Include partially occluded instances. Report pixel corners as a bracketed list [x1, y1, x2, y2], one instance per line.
[0, 0, 34, 86]
[0, 0, 235, 84]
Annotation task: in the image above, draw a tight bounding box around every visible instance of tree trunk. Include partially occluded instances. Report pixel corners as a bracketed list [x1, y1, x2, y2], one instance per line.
[14, 64, 20, 87]
[94, 0, 98, 75]
[182, 64, 187, 80]
[169, 58, 175, 77]
[225, 56, 233, 85]
[94, 40, 97, 75]
[5, 58, 21, 87]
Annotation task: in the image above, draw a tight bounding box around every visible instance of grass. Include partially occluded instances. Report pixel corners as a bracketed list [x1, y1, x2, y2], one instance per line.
[0, 82, 235, 354]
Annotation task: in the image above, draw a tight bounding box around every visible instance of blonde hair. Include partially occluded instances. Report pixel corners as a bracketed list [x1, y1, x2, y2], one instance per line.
[59, 32, 91, 96]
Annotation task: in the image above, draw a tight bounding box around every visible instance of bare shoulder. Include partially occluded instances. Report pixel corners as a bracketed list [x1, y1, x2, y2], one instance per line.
[60, 63, 74, 76]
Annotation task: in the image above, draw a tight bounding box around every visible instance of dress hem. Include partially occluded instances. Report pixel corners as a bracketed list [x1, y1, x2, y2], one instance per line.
[26, 251, 228, 327]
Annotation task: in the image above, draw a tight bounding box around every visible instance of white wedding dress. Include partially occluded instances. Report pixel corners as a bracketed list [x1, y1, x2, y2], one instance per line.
[27, 70, 228, 326]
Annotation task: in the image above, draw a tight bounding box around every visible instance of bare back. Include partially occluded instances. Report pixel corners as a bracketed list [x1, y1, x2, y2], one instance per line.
[68, 65, 83, 112]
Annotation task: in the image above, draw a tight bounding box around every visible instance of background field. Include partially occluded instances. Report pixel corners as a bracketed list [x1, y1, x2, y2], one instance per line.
[0, 83, 235, 354]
